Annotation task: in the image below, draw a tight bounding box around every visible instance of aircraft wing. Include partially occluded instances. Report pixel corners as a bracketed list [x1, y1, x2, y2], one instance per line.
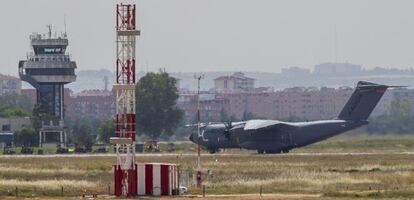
[185, 122, 224, 127]
[243, 120, 295, 131]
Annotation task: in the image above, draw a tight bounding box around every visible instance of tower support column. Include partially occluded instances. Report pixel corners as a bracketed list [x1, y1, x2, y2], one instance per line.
[39, 131, 42, 148]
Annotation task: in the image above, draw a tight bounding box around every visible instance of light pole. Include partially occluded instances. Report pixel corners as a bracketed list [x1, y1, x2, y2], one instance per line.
[194, 74, 204, 188]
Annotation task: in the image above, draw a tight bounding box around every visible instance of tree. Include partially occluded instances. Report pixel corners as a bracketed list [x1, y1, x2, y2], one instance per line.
[366, 97, 414, 134]
[136, 71, 184, 140]
[0, 107, 31, 118]
[98, 118, 116, 143]
[14, 126, 37, 147]
[72, 119, 94, 146]
[0, 93, 33, 118]
[387, 97, 411, 118]
[67, 117, 102, 145]
[31, 103, 57, 132]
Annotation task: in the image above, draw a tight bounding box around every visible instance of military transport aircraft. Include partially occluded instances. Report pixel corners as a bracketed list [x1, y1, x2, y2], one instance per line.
[189, 81, 397, 154]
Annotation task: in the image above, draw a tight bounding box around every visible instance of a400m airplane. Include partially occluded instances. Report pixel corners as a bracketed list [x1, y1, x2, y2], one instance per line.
[189, 81, 395, 154]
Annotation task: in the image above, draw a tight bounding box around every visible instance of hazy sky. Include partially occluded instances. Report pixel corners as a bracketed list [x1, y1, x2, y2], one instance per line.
[1, 0, 414, 76]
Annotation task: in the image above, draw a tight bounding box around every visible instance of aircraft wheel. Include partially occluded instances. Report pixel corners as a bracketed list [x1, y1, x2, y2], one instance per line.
[208, 149, 218, 154]
[257, 149, 265, 154]
[281, 149, 290, 154]
[265, 150, 281, 154]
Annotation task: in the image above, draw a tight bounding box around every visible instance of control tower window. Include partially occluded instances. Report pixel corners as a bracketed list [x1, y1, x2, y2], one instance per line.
[44, 48, 62, 53]
[34, 46, 66, 55]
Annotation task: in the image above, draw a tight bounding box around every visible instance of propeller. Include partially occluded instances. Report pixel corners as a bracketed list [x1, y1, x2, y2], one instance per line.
[223, 121, 233, 139]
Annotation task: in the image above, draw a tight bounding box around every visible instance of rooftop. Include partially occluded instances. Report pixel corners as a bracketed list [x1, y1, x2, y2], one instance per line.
[214, 72, 255, 81]
[71, 89, 113, 97]
[0, 74, 20, 81]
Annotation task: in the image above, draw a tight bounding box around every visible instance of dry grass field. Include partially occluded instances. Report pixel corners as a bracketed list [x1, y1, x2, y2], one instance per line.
[1, 133, 414, 199]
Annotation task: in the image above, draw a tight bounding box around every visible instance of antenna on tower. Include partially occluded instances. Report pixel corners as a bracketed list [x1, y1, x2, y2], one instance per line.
[334, 25, 338, 63]
[103, 76, 109, 91]
[46, 24, 52, 39]
[63, 15, 67, 37]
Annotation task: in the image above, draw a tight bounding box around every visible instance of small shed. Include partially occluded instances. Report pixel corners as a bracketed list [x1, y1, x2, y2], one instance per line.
[0, 132, 13, 147]
[137, 163, 179, 196]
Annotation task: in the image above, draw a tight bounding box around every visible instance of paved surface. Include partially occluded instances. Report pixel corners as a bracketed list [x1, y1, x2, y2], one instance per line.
[1, 152, 414, 158]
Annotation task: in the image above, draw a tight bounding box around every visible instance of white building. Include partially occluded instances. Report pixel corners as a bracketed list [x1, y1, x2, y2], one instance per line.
[214, 72, 255, 92]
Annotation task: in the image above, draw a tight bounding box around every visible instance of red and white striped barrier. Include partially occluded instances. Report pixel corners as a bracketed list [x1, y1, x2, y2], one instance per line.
[137, 163, 179, 196]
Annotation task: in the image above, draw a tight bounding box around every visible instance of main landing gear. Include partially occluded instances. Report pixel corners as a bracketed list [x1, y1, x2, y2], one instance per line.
[257, 149, 289, 154]
[208, 149, 218, 154]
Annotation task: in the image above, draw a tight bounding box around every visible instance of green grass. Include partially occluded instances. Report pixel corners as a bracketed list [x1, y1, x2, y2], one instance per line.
[324, 191, 414, 199]
[294, 133, 414, 153]
[3, 133, 414, 155]
[1, 153, 414, 198]
[1, 133, 414, 198]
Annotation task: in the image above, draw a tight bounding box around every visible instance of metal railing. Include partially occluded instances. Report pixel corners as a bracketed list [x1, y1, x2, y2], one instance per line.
[26, 53, 72, 62]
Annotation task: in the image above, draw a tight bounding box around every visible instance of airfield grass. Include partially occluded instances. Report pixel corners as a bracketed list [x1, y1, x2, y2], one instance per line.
[0, 133, 414, 199]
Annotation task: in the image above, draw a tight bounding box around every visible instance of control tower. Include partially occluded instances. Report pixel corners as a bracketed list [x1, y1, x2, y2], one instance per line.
[18, 26, 76, 150]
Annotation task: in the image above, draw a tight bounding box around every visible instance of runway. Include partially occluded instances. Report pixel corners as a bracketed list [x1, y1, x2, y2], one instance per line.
[1, 151, 414, 158]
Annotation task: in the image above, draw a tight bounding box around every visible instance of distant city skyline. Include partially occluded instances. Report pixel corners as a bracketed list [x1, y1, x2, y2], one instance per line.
[2, 0, 414, 76]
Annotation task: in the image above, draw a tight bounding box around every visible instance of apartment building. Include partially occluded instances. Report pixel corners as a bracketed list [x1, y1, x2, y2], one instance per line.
[66, 89, 115, 120]
[214, 72, 255, 92]
[0, 74, 21, 95]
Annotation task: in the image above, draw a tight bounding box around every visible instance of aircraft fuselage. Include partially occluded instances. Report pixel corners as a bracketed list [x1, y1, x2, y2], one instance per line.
[189, 119, 368, 153]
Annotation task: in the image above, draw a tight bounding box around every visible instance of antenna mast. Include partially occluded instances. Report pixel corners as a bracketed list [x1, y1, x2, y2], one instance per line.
[46, 25, 52, 39]
[64, 15, 67, 37]
[112, 3, 140, 197]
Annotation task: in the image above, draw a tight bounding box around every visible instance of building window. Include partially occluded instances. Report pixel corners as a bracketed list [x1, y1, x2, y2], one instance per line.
[2, 124, 11, 131]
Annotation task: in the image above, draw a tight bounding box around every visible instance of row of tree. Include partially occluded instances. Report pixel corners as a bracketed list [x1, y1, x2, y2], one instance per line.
[0, 93, 32, 118]
[5, 71, 414, 147]
[10, 71, 184, 146]
[364, 98, 414, 134]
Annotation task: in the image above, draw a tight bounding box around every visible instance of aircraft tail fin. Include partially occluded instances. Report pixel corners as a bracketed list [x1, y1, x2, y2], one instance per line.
[337, 81, 389, 121]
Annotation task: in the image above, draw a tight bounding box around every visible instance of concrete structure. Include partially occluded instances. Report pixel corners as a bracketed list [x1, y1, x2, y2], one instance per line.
[214, 72, 255, 92]
[0, 74, 21, 95]
[18, 26, 76, 149]
[137, 163, 179, 196]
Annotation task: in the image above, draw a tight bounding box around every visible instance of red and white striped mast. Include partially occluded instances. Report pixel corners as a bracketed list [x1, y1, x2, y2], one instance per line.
[111, 3, 140, 197]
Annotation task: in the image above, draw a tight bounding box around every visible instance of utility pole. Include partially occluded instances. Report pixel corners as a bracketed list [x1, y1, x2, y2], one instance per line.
[194, 74, 204, 188]
[103, 76, 109, 91]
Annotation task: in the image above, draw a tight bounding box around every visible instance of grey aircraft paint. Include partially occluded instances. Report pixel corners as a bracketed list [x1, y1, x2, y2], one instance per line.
[189, 81, 392, 154]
